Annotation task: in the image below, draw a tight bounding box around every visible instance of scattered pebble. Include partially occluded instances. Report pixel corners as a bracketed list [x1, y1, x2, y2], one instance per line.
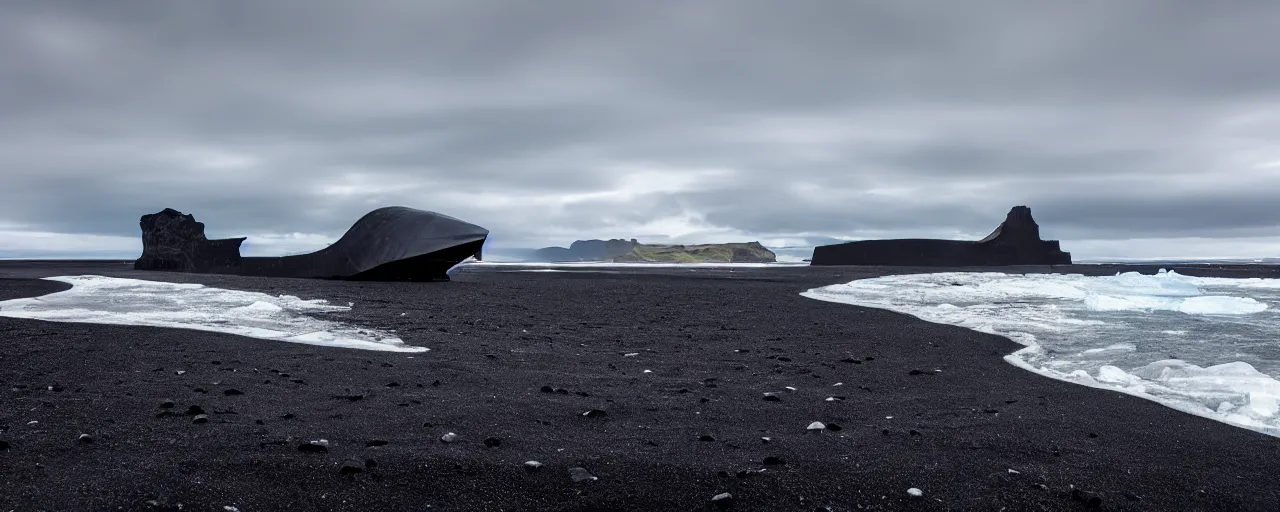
[569, 467, 597, 482]
[524, 460, 543, 472]
[339, 459, 364, 475]
[762, 456, 786, 466]
[785, 386, 797, 392]
[807, 421, 826, 431]
[174, 371, 186, 375]
[1008, 469, 1021, 474]
[762, 393, 782, 402]
[624, 353, 639, 357]
[908, 488, 924, 498]
[484, 437, 502, 448]
[540, 386, 554, 393]
[440, 433, 459, 443]
[224, 507, 240, 512]
[159, 400, 175, 409]
[78, 434, 93, 444]
[909, 429, 922, 436]
[833, 382, 843, 386]
[698, 435, 716, 442]
[582, 409, 607, 418]
[761, 437, 771, 443]
[187, 406, 205, 416]
[0, 440, 10, 451]
[824, 396, 844, 402]
[223, 389, 243, 396]
[643, 370, 652, 374]
[298, 441, 329, 453]
[192, 414, 209, 424]
[711, 492, 733, 505]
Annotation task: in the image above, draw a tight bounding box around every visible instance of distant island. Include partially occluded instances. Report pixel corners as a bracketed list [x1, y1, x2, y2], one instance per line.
[532, 239, 777, 263]
[810, 206, 1071, 267]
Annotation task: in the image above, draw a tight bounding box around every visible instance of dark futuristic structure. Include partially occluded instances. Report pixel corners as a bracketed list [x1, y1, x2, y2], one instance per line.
[134, 207, 488, 281]
[809, 206, 1071, 267]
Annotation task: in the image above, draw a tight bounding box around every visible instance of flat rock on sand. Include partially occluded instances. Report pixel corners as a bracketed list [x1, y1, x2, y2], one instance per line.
[1, 262, 1280, 510]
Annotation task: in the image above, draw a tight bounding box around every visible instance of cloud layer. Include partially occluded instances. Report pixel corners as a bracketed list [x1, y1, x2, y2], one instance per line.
[3, 1, 1280, 259]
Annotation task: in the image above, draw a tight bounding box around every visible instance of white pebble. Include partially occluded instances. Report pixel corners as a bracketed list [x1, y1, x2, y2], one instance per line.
[907, 488, 923, 497]
[643, 370, 652, 373]
[806, 421, 826, 430]
[224, 507, 241, 512]
[624, 353, 639, 357]
[1008, 469, 1021, 474]
[833, 382, 843, 386]
[524, 461, 543, 469]
[785, 386, 797, 392]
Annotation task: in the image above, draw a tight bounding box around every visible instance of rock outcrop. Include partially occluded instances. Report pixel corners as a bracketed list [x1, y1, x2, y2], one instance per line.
[134, 208, 245, 272]
[809, 206, 1071, 267]
[533, 240, 776, 263]
[134, 207, 488, 281]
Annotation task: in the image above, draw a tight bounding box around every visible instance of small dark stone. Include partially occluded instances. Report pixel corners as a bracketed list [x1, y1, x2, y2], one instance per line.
[0, 440, 10, 450]
[431, 380, 441, 387]
[334, 394, 364, 402]
[290, 379, 306, 384]
[909, 369, 925, 375]
[540, 386, 554, 393]
[485, 354, 497, 359]
[909, 429, 921, 436]
[281, 413, 295, 420]
[49, 384, 65, 392]
[366, 439, 389, 447]
[223, 389, 243, 396]
[211, 360, 221, 365]
[711, 492, 734, 506]
[825, 423, 842, 432]
[763, 456, 786, 466]
[698, 435, 716, 442]
[777, 357, 792, 362]
[575, 391, 590, 397]
[78, 434, 94, 444]
[700, 397, 710, 403]
[192, 414, 209, 424]
[339, 459, 364, 475]
[298, 441, 328, 453]
[385, 382, 400, 388]
[569, 467, 597, 482]
[255, 419, 264, 425]
[192, 388, 207, 394]
[186, 405, 205, 416]
[983, 409, 999, 414]
[555, 388, 569, 395]
[582, 409, 607, 418]
[484, 437, 502, 447]
[762, 393, 782, 402]
[881, 429, 891, 436]
[159, 400, 175, 409]
[1088, 432, 1098, 438]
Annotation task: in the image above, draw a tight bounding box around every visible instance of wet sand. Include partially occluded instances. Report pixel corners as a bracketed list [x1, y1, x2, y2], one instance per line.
[2, 261, 1279, 511]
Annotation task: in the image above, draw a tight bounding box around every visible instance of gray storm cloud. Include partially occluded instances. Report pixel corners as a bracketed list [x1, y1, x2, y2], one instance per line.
[2, 0, 1280, 259]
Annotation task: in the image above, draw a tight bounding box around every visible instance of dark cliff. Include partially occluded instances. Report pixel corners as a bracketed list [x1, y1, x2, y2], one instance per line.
[809, 206, 1071, 267]
[134, 207, 488, 281]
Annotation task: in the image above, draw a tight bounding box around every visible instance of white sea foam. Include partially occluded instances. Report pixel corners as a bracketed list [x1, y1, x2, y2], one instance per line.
[802, 270, 1280, 437]
[0, 275, 425, 352]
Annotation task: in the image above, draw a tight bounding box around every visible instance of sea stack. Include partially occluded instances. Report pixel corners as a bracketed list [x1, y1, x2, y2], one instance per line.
[809, 206, 1071, 266]
[135, 206, 488, 281]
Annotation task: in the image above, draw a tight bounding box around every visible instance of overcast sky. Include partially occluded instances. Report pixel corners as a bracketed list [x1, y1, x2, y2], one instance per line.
[3, 0, 1280, 261]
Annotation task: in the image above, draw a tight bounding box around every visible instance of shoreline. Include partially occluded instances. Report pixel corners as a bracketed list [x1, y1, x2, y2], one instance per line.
[3, 262, 1280, 510]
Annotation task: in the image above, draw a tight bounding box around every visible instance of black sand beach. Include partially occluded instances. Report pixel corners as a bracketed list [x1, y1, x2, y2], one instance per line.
[3, 261, 1280, 511]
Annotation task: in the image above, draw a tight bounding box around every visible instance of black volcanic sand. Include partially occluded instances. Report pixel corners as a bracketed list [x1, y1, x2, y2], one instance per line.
[3, 262, 1280, 511]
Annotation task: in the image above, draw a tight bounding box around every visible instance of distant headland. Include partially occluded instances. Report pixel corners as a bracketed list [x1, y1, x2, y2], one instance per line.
[531, 239, 777, 263]
[810, 206, 1072, 266]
